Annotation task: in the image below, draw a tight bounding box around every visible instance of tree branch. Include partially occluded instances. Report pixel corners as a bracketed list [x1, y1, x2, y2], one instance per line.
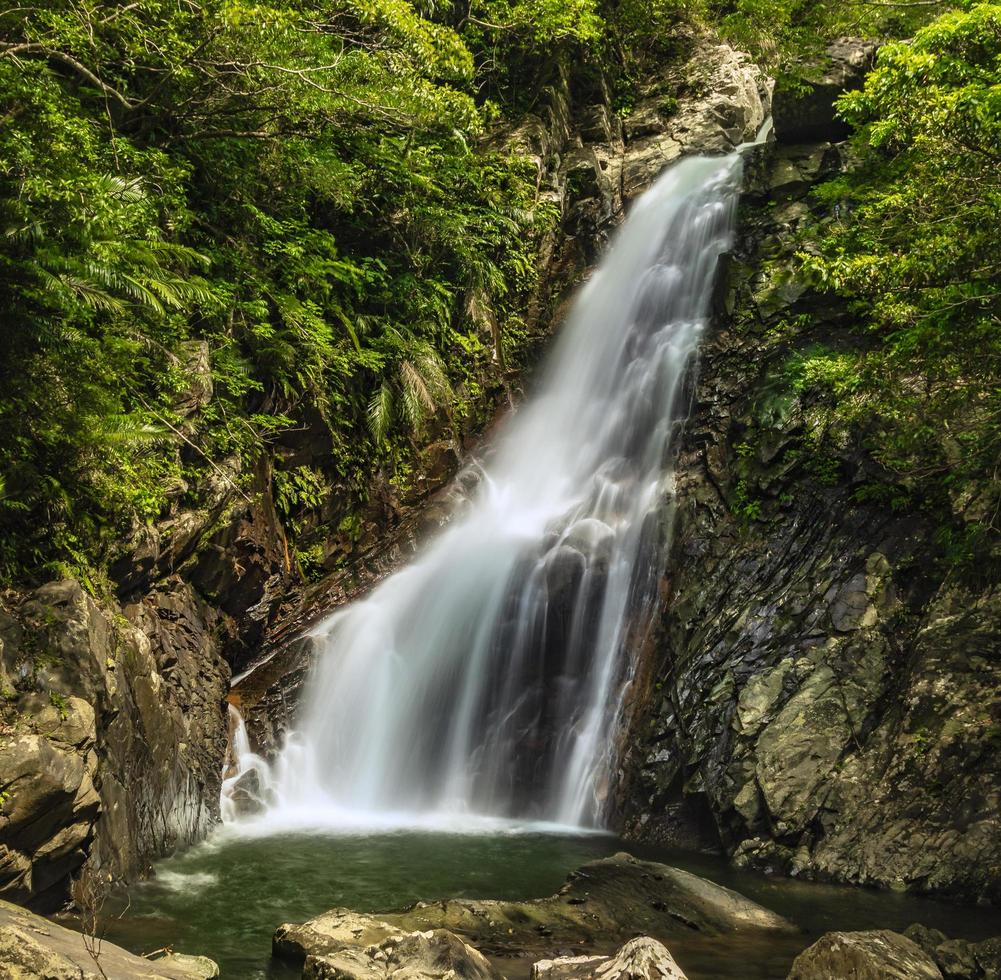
[0, 42, 135, 108]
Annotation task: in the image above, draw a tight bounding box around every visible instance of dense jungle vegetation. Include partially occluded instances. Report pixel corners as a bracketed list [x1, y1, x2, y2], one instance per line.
[0, 0, 994, 587]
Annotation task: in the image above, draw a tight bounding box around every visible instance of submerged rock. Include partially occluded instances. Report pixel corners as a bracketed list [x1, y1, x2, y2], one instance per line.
[787, 930, 943, 980]
[148, 952, 221, 979]
[274, 854, 794, 974]
[533, 937, 689, 980]
[0, 898, 218, 979]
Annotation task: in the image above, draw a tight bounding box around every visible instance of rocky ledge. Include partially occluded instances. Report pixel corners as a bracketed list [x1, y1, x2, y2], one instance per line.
[0, 580, 228, 910]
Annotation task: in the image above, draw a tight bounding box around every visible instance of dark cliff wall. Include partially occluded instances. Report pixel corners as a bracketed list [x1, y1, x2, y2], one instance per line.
[617, 50, 1001, 904]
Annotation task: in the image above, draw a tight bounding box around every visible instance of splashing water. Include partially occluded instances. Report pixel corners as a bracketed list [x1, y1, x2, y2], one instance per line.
[226, 145, 757, 832]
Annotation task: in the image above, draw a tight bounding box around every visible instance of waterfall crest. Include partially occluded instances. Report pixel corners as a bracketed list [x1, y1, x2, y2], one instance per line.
[230, 148, 753, 830]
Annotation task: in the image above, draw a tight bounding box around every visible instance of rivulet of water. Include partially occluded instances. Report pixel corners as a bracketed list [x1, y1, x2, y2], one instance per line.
[227, 144, 759, 831]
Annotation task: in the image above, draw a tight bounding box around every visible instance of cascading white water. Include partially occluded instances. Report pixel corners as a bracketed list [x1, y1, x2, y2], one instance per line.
[227, 145, 757, 831]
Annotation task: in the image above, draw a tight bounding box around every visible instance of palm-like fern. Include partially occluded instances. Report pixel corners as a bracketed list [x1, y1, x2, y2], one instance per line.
[4, 174, 212, 318]
[367, 339, 454, 444]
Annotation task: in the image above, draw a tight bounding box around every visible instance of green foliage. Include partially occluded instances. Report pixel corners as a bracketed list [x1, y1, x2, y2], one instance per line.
[799, 3, 1001, 532]
[732, 478, 763, 525]
[4, 0, 974, 591]
[48, 691, 69, 721]
[0, 0, 557, 584]
[711, 0, 950, 68]
[274, 466, 331, 535]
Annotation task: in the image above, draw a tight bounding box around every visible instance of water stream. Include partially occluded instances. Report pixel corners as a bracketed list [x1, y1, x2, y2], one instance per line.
[227, 147, 755, 830]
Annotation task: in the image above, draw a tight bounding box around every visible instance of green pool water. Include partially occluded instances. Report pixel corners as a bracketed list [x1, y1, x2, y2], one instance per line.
[99, 828, 999, 979]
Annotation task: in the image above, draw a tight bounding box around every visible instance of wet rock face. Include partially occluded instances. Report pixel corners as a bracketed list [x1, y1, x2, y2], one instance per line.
[618, 43, 1001, 904]
[787, 930, 943, 980]
[0, 579, 229, 909]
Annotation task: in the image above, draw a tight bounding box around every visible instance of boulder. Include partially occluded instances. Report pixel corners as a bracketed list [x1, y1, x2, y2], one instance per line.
[303, 928, 500, 980]
[0, 732, 100, 905]
[225, 768, 266, 817]
[275, 854, 794, 970]
[0, 898, 218, 979]
[787, 930, 943, 980]
[621, 44, 772, 200]
[275, 908, 405, 965]
[773, 38, 877, 144]
[533, 937, 688, 980]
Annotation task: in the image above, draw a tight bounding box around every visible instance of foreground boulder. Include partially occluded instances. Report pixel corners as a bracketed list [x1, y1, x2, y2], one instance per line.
[377, 853, 794, 951]
[302, 927, 500, 980]
[0, 897, 218, 979]
[533, 937, 688, 980]
[787, 930, 943, 979]
[275, 854, 794, 971]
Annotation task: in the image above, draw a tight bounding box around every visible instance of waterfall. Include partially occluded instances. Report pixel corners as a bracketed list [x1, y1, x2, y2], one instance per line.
[233, 144, 758, 831]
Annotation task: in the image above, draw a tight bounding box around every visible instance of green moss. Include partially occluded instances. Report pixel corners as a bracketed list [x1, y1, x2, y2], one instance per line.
[48, 691, 69, 721]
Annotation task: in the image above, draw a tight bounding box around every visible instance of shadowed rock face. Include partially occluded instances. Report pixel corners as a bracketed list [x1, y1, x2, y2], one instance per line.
[772, 39, 877, 144]
[274, 854, 796, 970]
[904, 924, 1001, 980]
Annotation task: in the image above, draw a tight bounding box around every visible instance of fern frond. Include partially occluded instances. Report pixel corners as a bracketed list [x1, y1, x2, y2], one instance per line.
[399, 359, 435, 428]
[367, 380, 394, 444]
[413, 343, 453, 404]
[41, 268, 125, 312]
[86, 413, 170, 447]
[94, 174, 145, 203]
